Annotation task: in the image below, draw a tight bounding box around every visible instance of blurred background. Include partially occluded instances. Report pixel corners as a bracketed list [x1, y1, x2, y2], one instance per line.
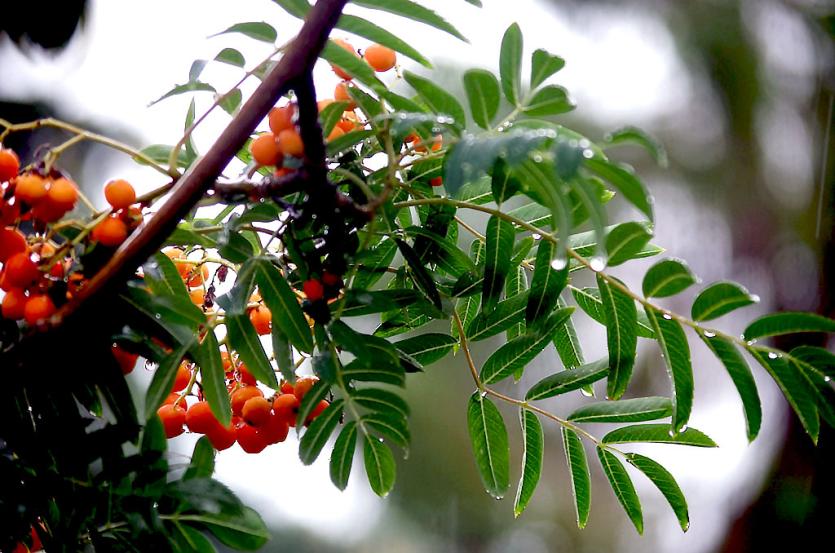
[2, 0, 833, 551]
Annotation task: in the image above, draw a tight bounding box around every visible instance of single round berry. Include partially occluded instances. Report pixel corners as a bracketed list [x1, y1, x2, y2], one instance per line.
[0, 228, 27, 263]
[172, 363, 191, 392]
[231, 386, 264, 416]
[277, 129, 304, 158]
[14, 173, 48, 204]
[186, 401, 221, 434]
[269, 105, 296, 135]
[242, 396, 272, 427]
[293, 376, 319, 401]
[272, 393, 300, 427]
[206, 420, 237, 450]
[280, 381, 295, 395]
[48, 177, 79, 209]
[189, 288, 205, 306]
[430, 176, 443, 187]
[157, 404, 186, 438]
[112, 345, 139, 374]
[258, 413, 290, 444]
[250, 133, 282, 166]
[321, 272, 342, 287]
[5, 252, 40, 288]
[364, 44, 397, 72]
[92, 216, 128, 247]
[302, 279, 325, 302]
[248, 304, 272, 335]
[1, 288, 27, 320]
[104, 179, 136, 210]
[0, 148, 20, 182]
[236, 422, 268, 454]
[334, 82, 356, 110]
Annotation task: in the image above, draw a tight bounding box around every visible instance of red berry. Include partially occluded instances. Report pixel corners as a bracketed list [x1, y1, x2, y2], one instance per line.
[272, 393, 300, 427]
[242, 396, 272, 427]
[172, 363, 191, 392]
[308, 399, 330, 423]
[104, 179, 136, 210]
[157, 404, 186, 438]
[23, 295, 55, 326]
[248, 304, 272, 335]
[294, 376, 318, 401]
[206, 420, 237, 451]
[4, 252, 39, 288]
[0, 148, 20, 182]
[231, 386, 264, 416]
[236, 422, 268, 454]
[112, 345, 139, 374]
[186, 401, 222, 434]
[302, 279, 324, 301]
[258, 412, 290, 444]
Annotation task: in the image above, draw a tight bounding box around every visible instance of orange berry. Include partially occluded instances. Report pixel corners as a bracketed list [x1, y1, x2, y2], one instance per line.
[186, 401, 221, 434]
[31, 199, 69, 223]
[112, 345, 139, 374]
[302, 279, 324, 301]
[0, 228, 27, 263]
[336, 119, 355, 133]
[430, 176, 443, 187]
[48, 177, 79, 209]
[308, 399, 330, 423]
[250, 133, 282, 166]
[269, 105, 296, 134]
[272, 393, 300, 427]
[277, 129, 304, 158]
[237, 364, 257, 386]
[280, 381, 295, 395]
[331, 38, 359, 80]
[236, 422, 268, 453]
[1, 288, 27, 320]
[293, 376, 319, 401]
[404, 133, 419, 144]
[327, 126, 345, 142]
[0, 196, 21, 226]
[231, 386, 264, 416]
[104, 179, 135, 210]
[189, 288, 205, 306]
[4, 252, 39, 288]
[221, 350, 235, 371]
[363, 44, 397, 72]
[242, 396, 272, 427]
[23, 294, 56, 326]
[172, 363, 191, 392]
[0, 148, 19, 182]
[157, 404, 186, 438]
[206, 420, 237, 450]
[334, 82, 356, 110]
[162, 392, 181, 406]
[258, 412, 290, 444]
[92, 216, 128, 247]
[186, 264, 209, 287]
[14, 173, 47, 204]
[164, 247, 184, 260]
[248, 304, 272, 335]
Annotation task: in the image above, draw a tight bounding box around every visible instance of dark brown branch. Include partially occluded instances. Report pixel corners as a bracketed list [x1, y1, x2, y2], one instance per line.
[211, 171, 309, 202]
[47, 0, 350, 328]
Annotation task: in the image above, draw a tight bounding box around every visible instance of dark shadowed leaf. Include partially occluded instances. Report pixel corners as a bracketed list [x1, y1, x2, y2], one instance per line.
[363, 434, 397, 497]
[597, 447, 643, 534]
[645, 308, 693, 434]
[467, 392, 510, 499]
[526, 358, 609, 401]
[626, 453, 689, 531]
[598, 275, 638, 400]
[568, 397, 672, 424]
[330, 421, 358, 490]
[463, 69, 501, 129]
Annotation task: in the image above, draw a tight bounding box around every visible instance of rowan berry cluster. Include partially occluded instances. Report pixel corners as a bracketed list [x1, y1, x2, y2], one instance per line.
[157, 372, 329, 455]
[0, 146, 142, 327]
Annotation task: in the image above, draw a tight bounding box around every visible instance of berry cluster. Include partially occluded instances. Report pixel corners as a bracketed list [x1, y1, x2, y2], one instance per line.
[0, 146, 142, 327]
[157, 372, 329, 455]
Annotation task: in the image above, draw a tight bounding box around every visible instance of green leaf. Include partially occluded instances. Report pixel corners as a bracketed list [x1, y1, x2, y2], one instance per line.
[568, 397, 673, 423]
[338, 14, 431, 67]
[553, 296, 586, 368]
[320, 100, 350, 135]
[136, 144, 193, 168]
[604, 126, 668, 167]
[340, 289, 423, 317]
[404, 226, 476, 277]
[353, 0, 468, 42]
[526, 239, 568, 327]
[330, 421, 358, 491]
[174, 524, 218, 552]
[342, 358, 405, 387]
[463, 69, 500, 129]
[214, 47, 245, 67]
[597, 446, 643, 534]
[354, 237, 398, 289]
[603, 424, 717, 447]
[526, 358, 609, 401]
[145, 340, 192, 418]
[184, 437, 216, 481]
[506, 265, 528, 351]
[482, 215, 515, 313]
[296, 379, 332, 430]
[598, 275, 638, 400]
[491, 159, 522, 205]
[743, 312, 835, 341]
[791, 346, 835, 376]
[606, 222, 653, 267]
[363, 434, 397, 497]
[219, 88, 243, 115]
[750, 347, 820, 443]
[327, 129, 376, 156]
[145, 252, 190, 299]
[522, 85, 575, 116]
[253, 258, 313, 354]
[404, 70, 466, 127]
[530, 48, 566, 88]
[499, 23, 523, 106]
[467, 289, 528, 341]
[149, 81, 217, 106]
[198, 506, 270, 550]
[193, 330, 231, 426]
[395, 238, 442, 309]
[299, 400, 344, 465]
[225, 313, 279, 389]
[642, 258, 698, 298]
[481, 308, 574, 384]
[272, 328, 295, 385]
[584, 158, 654, 222]
[322, 40, 384, 93]
[363, 412, 410, 451]
[645, 308, 693, 434]
[467, 392, 510, 499]
[514, 409, 544, 517]
[626, 454, 688, 531]
[210, 21, 277, 42]
[562, 428, 591, 528]
[700, 335, 761, 441]
[352, 388, 410, 419]
[394, 333, 456, 365]
[691, 281, 759, 322]
[271, 0, 309, 18]
[571, 286, 655, 339]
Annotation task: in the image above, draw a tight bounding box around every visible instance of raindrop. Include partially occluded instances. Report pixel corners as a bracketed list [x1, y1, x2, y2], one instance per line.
[480, 390, 489, 398]
[746, 338, 757, 346]
[589, 257, 605, 272]
[531, 153, 543, 163]
[703, 331, 716, 338]
[154, 313, 162, 320]
[431, 126, 440, 134]
[378, 437, 384, 443]
[579, 138, 591, 148]
[551, 257, 568, 270]
[582, 149, 594, 159]
[680, 425, 688, 432]
[531, 233, 542, 240]
[580, 388, 593, 398]
[824, 376, 832, 383]
[662, 313, 673, 320]
[750, 294, 761, 303]
[768, 352, 780, 359]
